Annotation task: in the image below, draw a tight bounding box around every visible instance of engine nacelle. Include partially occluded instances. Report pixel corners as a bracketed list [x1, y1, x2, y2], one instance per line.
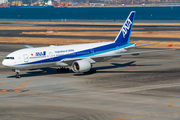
[72, 60, 91, 73]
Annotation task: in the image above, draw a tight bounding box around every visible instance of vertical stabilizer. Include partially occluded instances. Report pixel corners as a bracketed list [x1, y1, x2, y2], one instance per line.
[114, 11, 136, 43]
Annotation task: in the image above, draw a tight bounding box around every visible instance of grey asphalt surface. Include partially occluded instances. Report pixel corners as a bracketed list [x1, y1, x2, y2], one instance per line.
[0, 43, 180, 120]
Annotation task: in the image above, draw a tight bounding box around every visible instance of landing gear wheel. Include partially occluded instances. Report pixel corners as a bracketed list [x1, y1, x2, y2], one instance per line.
[15, 69, 20, 78]
[57, 68, 69, 73]
[15, 72, 20, 78]
[65, 68, 69, 73]
[57, 68, 60, 73]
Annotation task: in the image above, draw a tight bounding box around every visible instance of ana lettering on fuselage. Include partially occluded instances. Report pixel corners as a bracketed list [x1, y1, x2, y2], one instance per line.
[36, 51, 46, 56]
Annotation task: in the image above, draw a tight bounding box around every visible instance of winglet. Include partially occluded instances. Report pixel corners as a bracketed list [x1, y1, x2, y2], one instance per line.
[114, 11, 136, 44]
[24, 45, 34, 48]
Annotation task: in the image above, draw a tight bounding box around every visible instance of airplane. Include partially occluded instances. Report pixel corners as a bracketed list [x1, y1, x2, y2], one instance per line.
[2, 11, 174, 78]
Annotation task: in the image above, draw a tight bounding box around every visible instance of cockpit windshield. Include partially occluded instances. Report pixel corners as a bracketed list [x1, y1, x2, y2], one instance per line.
[5, 57, 14, 60]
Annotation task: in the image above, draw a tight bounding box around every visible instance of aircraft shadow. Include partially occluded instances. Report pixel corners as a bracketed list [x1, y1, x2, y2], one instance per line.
[7, 68, 73, 78]
[94, 61, 160, 70]
[73, 61, 161, 76]
[7, 61, 160, 78]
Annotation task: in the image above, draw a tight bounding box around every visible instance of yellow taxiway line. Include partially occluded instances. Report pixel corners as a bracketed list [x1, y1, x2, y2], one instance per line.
[169, 100, 180, 107]
[114, 112, 180, 120]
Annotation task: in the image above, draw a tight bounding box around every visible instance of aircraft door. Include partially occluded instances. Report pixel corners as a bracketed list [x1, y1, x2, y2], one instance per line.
[49, 52, 53, 60]
[91, 49, 94, 56]
[23, 54, 29, 62]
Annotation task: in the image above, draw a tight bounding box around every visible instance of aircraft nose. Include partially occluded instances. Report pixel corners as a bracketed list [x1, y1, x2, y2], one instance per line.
[2, 60, 14, 67]
[2, 60, 7, 67]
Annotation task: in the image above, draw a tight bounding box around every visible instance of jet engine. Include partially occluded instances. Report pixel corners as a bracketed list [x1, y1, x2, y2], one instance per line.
[72, 60, 91, 73]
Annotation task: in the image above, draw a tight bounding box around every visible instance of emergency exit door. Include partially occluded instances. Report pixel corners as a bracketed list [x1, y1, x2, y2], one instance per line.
[23, 54, 29, 62]
[49, 52, 53, 60]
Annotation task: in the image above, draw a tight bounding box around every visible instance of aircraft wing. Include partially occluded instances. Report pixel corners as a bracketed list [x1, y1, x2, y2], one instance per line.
[92, 49, 174, 58]
[24, 45, 34, 48]
[61, 49, 175, 65]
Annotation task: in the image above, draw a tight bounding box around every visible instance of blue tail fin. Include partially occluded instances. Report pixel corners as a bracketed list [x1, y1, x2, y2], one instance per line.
[114, 11, 136, 44]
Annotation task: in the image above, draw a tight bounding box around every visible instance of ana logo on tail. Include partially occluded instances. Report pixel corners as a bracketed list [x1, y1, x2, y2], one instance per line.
[122, 18, 132, 38]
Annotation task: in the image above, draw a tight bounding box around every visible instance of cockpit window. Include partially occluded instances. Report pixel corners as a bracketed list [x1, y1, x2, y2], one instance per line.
[5, 57, 14, 60]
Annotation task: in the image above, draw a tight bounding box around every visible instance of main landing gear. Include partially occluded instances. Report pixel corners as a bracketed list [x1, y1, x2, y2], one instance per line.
[14, 69, 20, 78]
[84, 68, 96, 74]
[57, 67, 70, 73]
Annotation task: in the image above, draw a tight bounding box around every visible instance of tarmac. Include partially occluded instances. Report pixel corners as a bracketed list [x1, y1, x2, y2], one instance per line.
[0, 43, 180, 120]
[1, 24, 180, 42]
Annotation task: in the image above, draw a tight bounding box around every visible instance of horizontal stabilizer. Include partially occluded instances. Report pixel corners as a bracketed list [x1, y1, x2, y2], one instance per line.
[135, 42, 162, 47]
[125, 42, 162, 50]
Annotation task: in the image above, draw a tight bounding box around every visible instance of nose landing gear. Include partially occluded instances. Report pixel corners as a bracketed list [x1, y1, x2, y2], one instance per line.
[14, 69, 20, 78]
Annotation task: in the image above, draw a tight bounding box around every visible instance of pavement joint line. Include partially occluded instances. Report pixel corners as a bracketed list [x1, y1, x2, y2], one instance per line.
[4, 91, 176, 108]
[0, 77, 16, 81]
[1, 73, 180, 109]
[20, 77, 180, 108]
[107, 83, 180, 93]
[18, 74, 64, 94]
[0, 74, 176, 108]
[22, 78, 172, 106]
[114, 111, 180, 120]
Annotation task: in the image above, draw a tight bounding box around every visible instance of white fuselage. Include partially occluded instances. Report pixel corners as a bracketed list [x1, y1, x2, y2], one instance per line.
[2, 42, 134, 70]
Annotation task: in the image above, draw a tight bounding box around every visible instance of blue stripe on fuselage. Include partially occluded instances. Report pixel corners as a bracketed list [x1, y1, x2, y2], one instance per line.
[19, 42, 135, 66]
